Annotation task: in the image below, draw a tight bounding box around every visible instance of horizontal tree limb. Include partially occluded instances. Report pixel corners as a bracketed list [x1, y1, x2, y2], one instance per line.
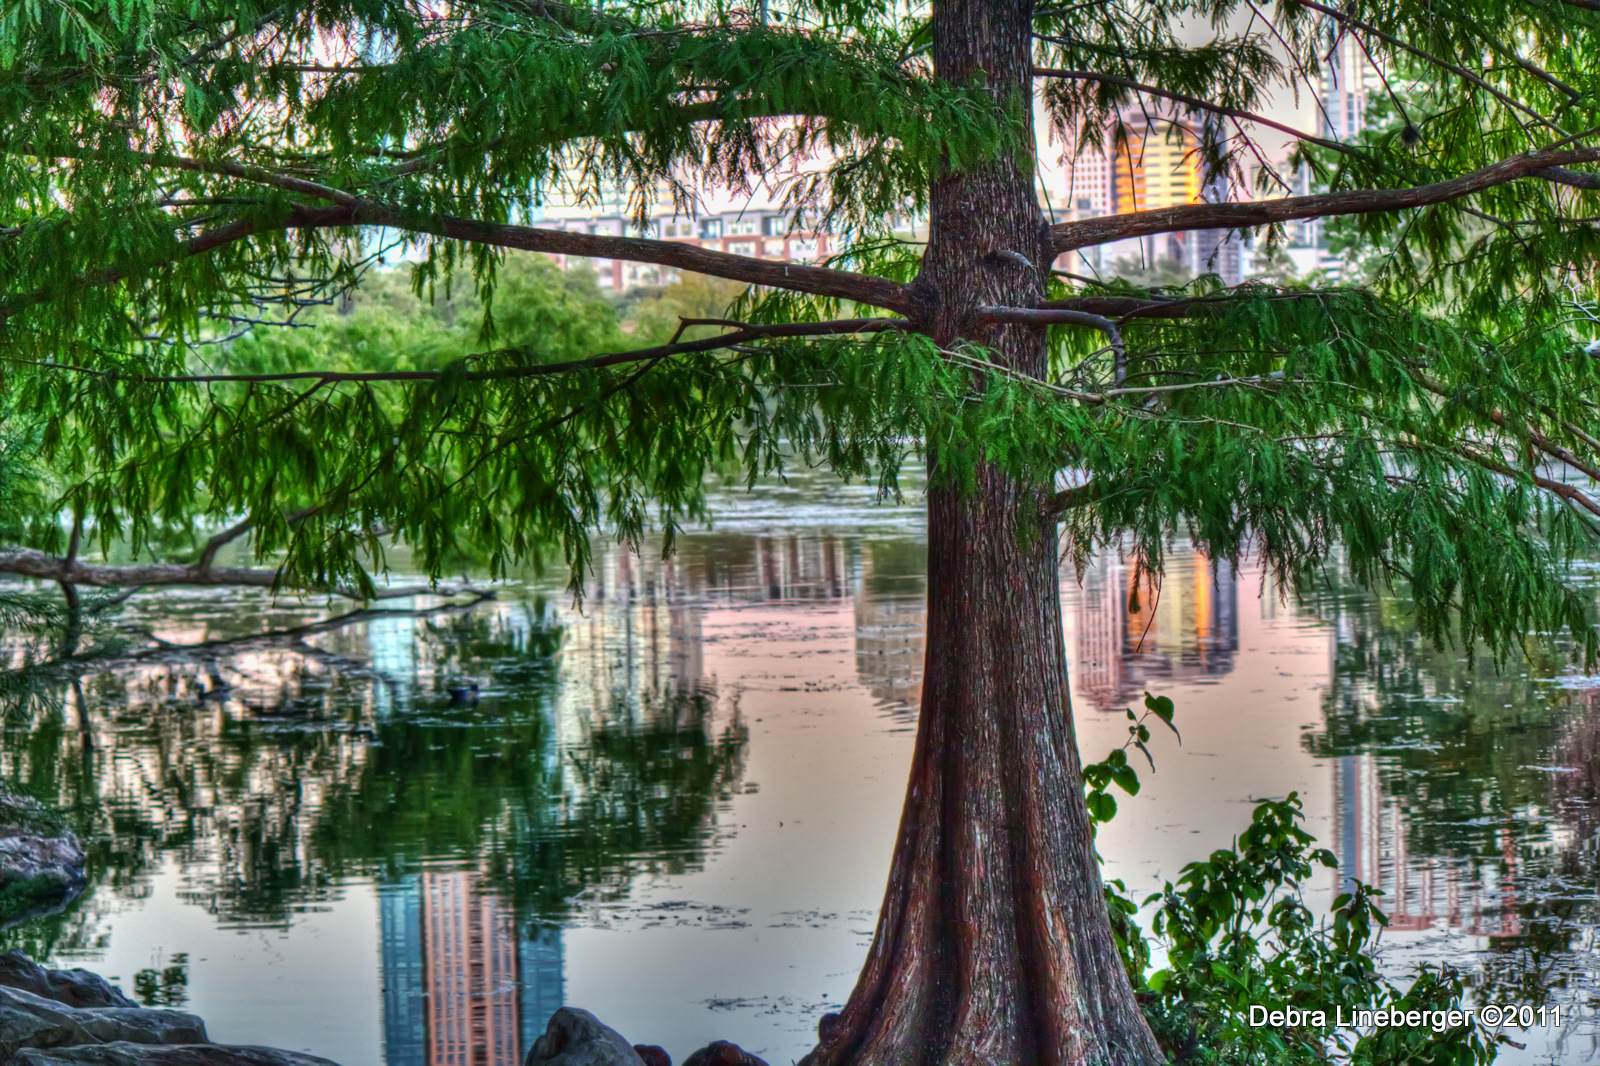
[1050, 146, 1600, 253]
[1537, 166, 1600, 190]
[1, 199, 910, 328]
[976, 304, 1129, 383]
[1410, 369, 1600, 489]
[0, 205, 352, 321]
[127, 318, 906, 385]
[0, 547, 476, 602]
[123, 152, 917, 313]
[976, 304, 1118, 331]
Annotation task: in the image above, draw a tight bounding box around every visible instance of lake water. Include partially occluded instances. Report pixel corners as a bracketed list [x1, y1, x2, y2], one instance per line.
[3, 471, 1598, 1065]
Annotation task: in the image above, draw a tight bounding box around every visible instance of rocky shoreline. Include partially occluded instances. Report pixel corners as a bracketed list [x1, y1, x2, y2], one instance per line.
[0, 784, 780, 1066]
[0, 788, 87, 926]
[0, 953, 785, 1066]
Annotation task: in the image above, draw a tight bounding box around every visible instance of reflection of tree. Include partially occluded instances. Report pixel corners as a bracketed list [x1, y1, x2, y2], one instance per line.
[0, 597, 747, 950]
[1304, 585, 1571, 862]
[319, 684, 745, 918]
[1300, 581, 1600, 1004]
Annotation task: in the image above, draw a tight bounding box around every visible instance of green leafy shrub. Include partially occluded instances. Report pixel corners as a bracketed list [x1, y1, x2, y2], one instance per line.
[1088, 699, 1505, 1065]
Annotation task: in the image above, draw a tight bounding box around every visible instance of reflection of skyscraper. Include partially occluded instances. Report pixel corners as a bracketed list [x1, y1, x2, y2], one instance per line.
[381, 880, 427, 1066]
[423, 873, 521, 1066]
[518, 927, 565, 1049]
[852, 541, 928, 716]
[1331, 753, 1521, 938]
[1074, 551, 1239, 711]
[853, 591, 925, 716]
[380, 873, 567, 1066]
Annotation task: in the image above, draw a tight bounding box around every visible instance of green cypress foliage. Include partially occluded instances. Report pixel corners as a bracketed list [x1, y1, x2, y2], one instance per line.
[1, 0, 1599, 667]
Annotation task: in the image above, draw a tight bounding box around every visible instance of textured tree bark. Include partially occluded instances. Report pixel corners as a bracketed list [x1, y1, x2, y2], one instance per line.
[800, 2, 1164, 1064]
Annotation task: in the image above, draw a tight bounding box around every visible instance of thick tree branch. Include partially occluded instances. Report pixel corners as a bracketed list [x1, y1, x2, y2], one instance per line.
[1043, 480, 1100, 518]
[0, 206, 353, 321]
[3, 186, 911, 324]
[1537, 166, 1600, 190]
[1050, 147, 1600, 253]
[196, 517, 254, 573]
[1457, 448, 1600, 520]
[361, 207, 914, 313]
[128, 318, 906, 385]
[1411, 369, 1600, 487]
[0, 547, 475, 601]
[94, 152, 917, 313]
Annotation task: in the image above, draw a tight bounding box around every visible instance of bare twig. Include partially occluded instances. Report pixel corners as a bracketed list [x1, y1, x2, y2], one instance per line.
[1032, 67, 1351, 155]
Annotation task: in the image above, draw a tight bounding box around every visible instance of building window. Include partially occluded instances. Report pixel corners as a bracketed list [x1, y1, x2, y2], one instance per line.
[727, 217, 758, 235]
[790, 239, 818, 259]
[762, 215, 789, 236]
[700, 219, 722, 239]
[763, 239, 783, 257]
[729, 241, 757, 256]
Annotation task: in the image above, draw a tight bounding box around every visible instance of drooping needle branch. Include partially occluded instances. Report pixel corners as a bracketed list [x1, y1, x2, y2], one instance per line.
[129, 318, 910, 385]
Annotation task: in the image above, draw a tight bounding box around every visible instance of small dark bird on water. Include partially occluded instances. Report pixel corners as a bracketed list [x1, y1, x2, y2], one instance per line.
[197, 672, 232, 702]
[446, 680, 480, 705]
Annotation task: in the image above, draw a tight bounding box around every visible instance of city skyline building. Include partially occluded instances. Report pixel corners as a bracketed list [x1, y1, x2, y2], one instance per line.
[531, 179, 841, 292]
[1051, 110, 1246, 285]
[1318, 33, 1386, 144]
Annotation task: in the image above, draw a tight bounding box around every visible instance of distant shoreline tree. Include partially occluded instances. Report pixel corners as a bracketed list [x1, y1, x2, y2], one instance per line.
[7, 3, 1600, 1063]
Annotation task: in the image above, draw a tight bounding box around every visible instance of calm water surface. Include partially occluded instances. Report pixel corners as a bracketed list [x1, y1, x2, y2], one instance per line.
[2, 472, 1598, 1065]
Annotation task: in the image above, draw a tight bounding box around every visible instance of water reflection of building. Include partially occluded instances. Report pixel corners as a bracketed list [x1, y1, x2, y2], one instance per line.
[583, 533, 932, 716]
[380, 873, 566, 1066]
[1332, 753, 1522, 938]
[1073, 553, 1239, 711]
[853, 541, 927, 715]
[854, 591, 924, 714]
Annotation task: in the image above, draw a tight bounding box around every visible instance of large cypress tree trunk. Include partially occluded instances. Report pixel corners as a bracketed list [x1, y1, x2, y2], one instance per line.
[801, 2, 1164, 1064]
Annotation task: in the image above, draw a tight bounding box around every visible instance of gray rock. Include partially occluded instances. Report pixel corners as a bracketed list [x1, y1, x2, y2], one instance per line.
[15, 1046, 341, 1066]
[0, 985, 207, 1059]
[525, 1008, 646, 1066]
[0, 790, 86, 922]
[0, 952, 139, 1008]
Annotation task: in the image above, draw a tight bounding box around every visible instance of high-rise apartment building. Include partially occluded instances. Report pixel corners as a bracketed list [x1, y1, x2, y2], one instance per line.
[1057, 145, 1113, 222]
[533, 184, 836, 292]
[1101, 113, 1243, 284]
[1110, 116, 1204, 216]
[1318, 33, 1385, 143]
